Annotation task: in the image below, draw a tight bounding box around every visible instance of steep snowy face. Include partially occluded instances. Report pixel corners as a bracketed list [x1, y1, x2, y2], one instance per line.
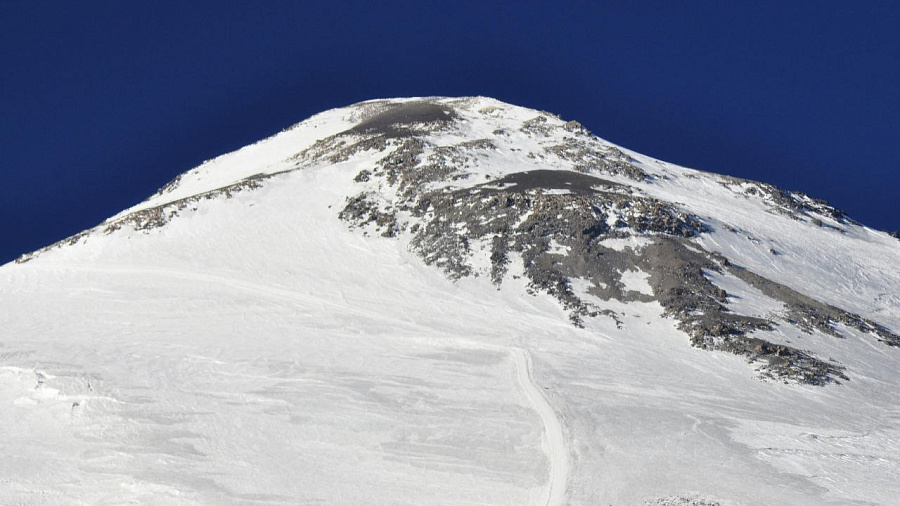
[27, 97, 897, 385]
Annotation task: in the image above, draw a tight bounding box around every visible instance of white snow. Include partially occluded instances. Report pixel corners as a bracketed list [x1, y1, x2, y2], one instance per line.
[512, 347, 569, 506]
[547, 239, 569, 256]
[619, 268, 654, 296]
[2, 96, 899, 506]
[598, 235, 654, 252]
[704, 269, 786, 319]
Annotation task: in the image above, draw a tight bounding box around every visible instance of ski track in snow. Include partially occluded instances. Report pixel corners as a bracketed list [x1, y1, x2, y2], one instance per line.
[512, 347, 569, 506]
[23, 261, 572, 505]
[8, 97, 900, 505]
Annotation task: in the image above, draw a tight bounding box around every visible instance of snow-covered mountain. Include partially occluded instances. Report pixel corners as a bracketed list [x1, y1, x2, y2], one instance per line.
[2, 97, 899, 506]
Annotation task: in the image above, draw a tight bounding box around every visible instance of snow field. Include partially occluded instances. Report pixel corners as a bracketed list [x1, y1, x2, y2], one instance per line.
[2, 97, 899, 505]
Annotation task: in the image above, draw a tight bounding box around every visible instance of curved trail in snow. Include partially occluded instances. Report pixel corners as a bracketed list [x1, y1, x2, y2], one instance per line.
[28, 262, 572, 504]
[512, 347, 569, 506]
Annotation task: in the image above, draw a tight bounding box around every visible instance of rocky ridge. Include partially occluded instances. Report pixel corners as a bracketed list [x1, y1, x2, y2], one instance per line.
[325, 98, 898, 385]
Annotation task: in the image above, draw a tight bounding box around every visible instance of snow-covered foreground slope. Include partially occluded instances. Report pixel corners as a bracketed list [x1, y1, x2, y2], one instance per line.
[2, 97, 899, 505]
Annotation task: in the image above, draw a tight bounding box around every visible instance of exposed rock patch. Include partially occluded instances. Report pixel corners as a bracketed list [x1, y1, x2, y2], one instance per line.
[331, 99, 894, 385]
[546, 139, 648, 181]
[104, 174, 270, 233]
[17, 173, 273, 263]
[348, 101, 458, 138]
[636, 239, 846, 385]
[717, 175, 852, 225]
[471, 169, 622, 196]
[16, 97, 896, 388]
[641, 495, 727, 506]
[519, 115, 557, 137]
[726, 263, 900, 347]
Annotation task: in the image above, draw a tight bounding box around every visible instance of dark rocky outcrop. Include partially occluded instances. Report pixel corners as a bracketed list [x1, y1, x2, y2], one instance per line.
[330, 100, 892, 384]
[717, 175, 853, 225]
[17, 98, 896, 387]
[348, 101, 458, 138]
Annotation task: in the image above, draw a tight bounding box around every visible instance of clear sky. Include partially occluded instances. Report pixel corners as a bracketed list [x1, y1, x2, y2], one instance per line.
[2, 2, 899, 264]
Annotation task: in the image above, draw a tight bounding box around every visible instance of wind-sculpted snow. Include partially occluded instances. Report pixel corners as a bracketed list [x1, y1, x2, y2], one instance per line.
[5, 96, 900, 505]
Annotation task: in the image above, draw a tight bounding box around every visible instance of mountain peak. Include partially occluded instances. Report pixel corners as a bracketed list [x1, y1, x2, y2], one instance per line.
[4, 97, 900, 505]
[19, 96, 897, 385]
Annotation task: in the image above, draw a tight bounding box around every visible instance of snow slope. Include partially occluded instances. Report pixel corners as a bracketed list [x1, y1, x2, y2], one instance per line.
[2, 97, 899, 505]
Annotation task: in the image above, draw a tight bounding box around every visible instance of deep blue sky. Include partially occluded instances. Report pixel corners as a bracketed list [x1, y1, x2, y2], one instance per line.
[2, 2, 899, 264]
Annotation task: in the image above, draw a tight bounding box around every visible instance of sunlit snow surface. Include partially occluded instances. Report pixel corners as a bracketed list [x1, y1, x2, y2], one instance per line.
[2, 97, 900, 505]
